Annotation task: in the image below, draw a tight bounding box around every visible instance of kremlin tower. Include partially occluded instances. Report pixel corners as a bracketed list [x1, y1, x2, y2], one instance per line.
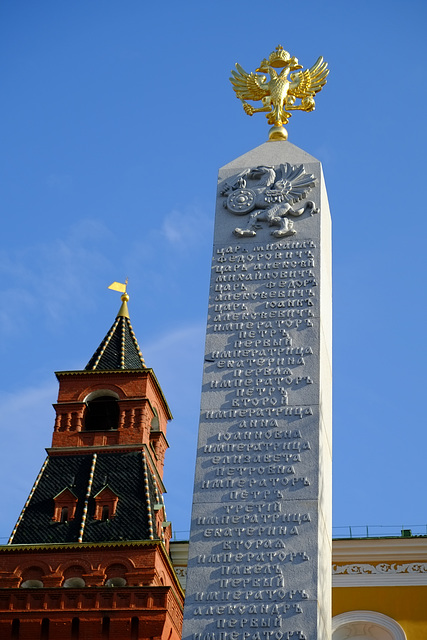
[0, 285, 184, 640]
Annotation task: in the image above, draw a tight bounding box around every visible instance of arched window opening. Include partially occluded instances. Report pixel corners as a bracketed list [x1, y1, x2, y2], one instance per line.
[41, 618, 49, 640]
[332, 611, 407, 640]
[11, 618, 20, 639]
[105, 563, 127, 587]
[102, 505, 110, 521]
[84, 396, 119, 431]
[21, 566, 44, 588]
[71, 617, 79, 639]
[131, 617, 139, 640]
[60, 506, 69, 522]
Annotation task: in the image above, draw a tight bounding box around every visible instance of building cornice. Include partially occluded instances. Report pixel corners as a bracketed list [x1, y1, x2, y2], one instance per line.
[332, 538, 427, 587]
[0, 540, 162, 553]
[332, 537, 427, 562]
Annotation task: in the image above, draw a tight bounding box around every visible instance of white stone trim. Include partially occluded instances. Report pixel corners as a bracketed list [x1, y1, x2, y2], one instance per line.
[334, 561, 427, 574]
[83, 389, 120, 402]
[332, 611, 406, 639]
[333, 561, 427, 586]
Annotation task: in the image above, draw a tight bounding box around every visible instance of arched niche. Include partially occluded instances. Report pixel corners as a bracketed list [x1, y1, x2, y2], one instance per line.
[332, 611, 407, 640]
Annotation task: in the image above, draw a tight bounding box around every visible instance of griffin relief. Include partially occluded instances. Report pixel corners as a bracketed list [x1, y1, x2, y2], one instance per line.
[221, 163, 319, 238]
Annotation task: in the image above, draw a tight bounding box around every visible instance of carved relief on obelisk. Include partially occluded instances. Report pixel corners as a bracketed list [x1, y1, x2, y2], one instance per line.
[221, 162, 319, 238]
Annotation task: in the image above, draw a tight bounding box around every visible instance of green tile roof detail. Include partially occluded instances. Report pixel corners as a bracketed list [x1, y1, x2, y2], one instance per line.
[85, 314, 146, 371]
[9, 451, 160, 545]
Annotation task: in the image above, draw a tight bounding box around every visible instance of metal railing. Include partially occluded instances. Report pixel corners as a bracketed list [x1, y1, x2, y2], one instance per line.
[171, 530, 190, 541]
[332, 524, 427, 539]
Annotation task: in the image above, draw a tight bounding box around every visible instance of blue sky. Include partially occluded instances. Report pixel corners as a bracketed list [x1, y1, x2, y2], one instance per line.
[1, 0, 426, 542]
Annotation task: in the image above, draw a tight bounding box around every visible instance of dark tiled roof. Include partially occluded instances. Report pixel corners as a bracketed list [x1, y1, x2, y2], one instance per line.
[10, 451, 159, 545]
[85, 316, 146, 371]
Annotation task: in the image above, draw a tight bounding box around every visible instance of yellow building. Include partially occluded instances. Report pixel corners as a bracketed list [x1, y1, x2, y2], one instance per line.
[170, 534, 427, 639]
[332, 535, 427, 639]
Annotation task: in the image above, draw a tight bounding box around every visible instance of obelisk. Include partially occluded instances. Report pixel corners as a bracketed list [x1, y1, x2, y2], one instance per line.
[183, 47, 332, 640]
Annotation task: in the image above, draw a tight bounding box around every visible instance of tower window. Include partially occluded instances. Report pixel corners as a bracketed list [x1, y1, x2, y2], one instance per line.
[131, 617, 139, 639]
[21, 566, 44, 588]
[63, 565, 85, 588]
[102, 616, 110, 639]
[11, 619, 20, 639]
[84, 396, 119, 431]
[71, 618, 79, 639]
[41, 618, 49, 640]
[105, 563, 127, 587]
[52, 488, 77, 522]
[93, 486, 119, 520]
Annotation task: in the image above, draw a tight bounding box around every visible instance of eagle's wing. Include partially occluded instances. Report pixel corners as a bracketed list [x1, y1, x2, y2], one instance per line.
[288, 56, 329, 99]
[230, 63, 269, 101]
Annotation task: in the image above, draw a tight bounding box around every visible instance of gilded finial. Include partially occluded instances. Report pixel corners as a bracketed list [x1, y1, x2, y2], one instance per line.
[108, 279, 130, 318]
[230, 45, 329, 141]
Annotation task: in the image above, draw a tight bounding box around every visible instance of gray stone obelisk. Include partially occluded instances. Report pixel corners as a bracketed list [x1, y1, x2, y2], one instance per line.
[182, 141, 332, 640]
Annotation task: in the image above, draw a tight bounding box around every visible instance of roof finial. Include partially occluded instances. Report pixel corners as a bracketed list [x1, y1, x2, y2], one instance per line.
[108, 279, 130, 319]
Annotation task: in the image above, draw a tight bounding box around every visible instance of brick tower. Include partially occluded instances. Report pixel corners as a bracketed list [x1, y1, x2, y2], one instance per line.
[0, 287, 184, 640]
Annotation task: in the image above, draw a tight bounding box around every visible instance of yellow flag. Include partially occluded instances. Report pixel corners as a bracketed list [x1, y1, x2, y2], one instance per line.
[108, 281, 127, 293]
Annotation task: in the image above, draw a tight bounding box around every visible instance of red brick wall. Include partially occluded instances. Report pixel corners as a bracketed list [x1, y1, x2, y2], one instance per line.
[0, 543, 183, 640]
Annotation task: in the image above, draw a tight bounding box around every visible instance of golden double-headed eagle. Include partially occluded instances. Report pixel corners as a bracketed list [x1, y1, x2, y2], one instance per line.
[230, 45, 329, 140]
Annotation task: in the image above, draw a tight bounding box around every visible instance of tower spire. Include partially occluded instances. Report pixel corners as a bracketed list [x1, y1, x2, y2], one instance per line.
[108, 279, 130, 319]
[85, 281, 146, 370]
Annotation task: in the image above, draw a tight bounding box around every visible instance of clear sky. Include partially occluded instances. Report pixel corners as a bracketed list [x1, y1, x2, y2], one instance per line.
[1, 0, 426, 542]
